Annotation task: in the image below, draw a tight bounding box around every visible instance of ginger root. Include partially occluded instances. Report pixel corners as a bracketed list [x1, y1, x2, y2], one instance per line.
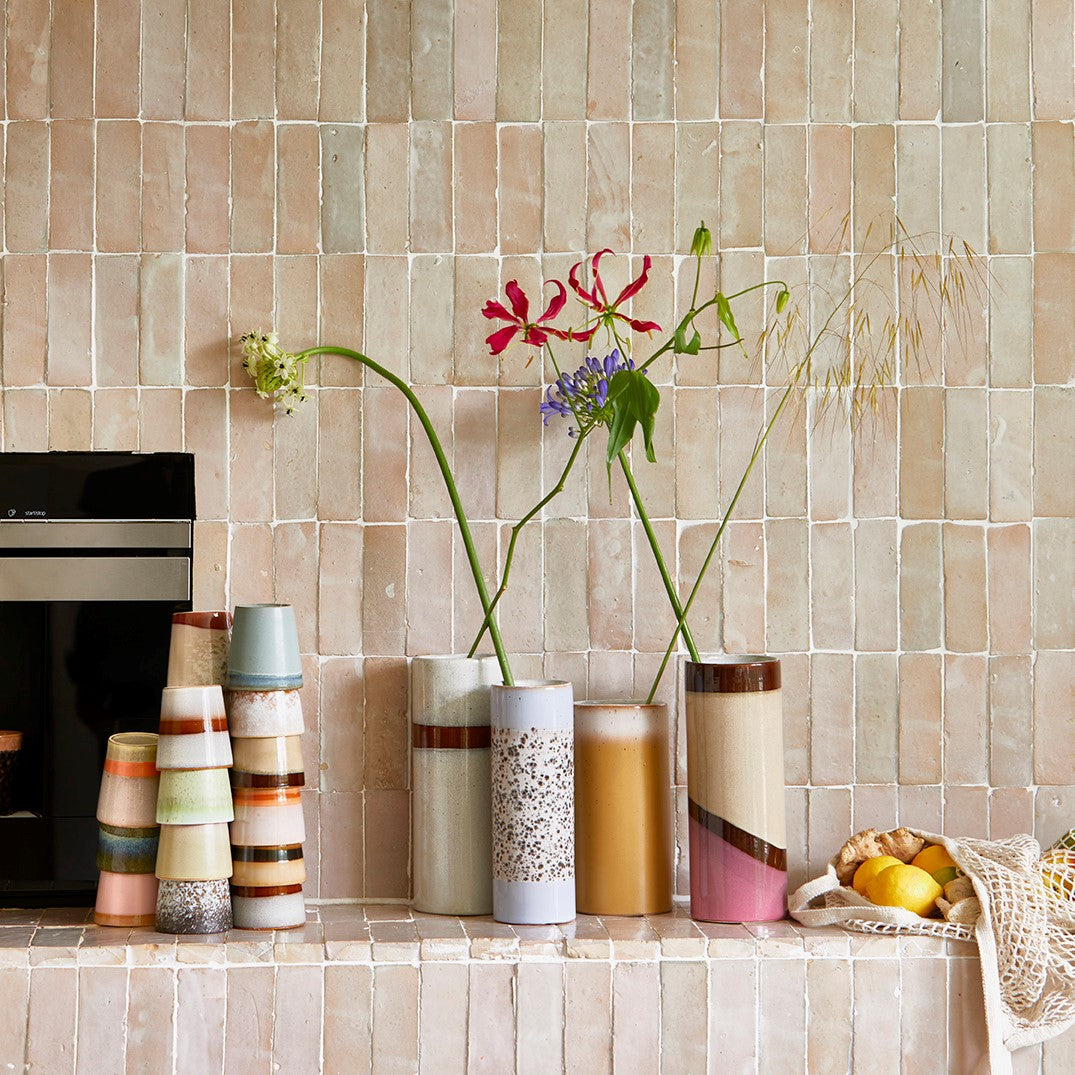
[936, 895, 981, 925]
[834, 827, 927, 886]
[878, 828, 926, 864]
[943, 876, 975, 903]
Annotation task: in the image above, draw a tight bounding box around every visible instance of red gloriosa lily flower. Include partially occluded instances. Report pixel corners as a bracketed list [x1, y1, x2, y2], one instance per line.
[482, 280, 572, 356]
[568, 250, 662, 336]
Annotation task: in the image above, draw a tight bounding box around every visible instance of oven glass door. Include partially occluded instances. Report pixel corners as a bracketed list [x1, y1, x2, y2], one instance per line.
[0, 600, 181, 901]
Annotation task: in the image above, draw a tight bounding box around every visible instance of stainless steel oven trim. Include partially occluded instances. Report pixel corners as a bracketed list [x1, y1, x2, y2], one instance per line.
[0, 521, 191, 549]
[0, 557, 190, 601]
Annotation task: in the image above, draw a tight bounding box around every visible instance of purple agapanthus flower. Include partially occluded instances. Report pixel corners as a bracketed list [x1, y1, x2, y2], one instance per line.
[540, 349, 645, 436]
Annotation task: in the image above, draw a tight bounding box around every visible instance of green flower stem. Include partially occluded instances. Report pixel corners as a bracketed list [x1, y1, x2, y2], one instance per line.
[298, 346, 514, 686]
[644, 262, 871, 704]
[466, 431, 588, 657]
[617, 450, 700, 663]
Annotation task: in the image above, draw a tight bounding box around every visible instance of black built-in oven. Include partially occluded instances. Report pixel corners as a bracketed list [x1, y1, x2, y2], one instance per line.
[0, 453, 194, 905]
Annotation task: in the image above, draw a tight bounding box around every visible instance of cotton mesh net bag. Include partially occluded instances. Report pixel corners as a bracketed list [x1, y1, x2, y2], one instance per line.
[789, 829, 1075, 1073]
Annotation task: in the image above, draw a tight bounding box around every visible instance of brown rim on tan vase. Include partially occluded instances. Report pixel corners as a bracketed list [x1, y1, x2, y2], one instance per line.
[574, 700, 673, 916]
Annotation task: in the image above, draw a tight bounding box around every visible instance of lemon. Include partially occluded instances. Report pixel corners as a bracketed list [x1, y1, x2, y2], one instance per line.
[1040, 848, 1075, 902]
[851, 855, 903, 896]
[912, 844, 960, 886]
[865, 863, 942, 917]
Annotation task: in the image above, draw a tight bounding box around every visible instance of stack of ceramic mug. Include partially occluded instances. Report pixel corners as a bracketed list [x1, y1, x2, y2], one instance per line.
[94, 732, 161, 927]
[226, 604, 307, 930]
[153, 612, 235, 934]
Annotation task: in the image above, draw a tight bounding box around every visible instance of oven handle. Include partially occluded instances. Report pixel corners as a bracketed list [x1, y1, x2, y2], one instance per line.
[0, 520, 191, 549]
[0, 557, 190, 601]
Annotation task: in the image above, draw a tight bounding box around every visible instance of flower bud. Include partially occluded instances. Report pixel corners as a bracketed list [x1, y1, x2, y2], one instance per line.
[689, 222, 712, 258]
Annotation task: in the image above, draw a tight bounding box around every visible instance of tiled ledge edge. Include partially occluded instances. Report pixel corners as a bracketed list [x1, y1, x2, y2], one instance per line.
[0, 904, 978, 968]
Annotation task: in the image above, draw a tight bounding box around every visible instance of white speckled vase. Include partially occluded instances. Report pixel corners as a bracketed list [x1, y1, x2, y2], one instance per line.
[490, 680, 575, 925]
[411, 655, 501, 916]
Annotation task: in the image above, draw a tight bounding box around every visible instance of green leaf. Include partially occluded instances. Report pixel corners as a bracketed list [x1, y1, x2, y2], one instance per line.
[716, 293, 740, 341]
[673, 326, 702, 355]
[605, 369, 662, 475]
[776, 288, 790, 314]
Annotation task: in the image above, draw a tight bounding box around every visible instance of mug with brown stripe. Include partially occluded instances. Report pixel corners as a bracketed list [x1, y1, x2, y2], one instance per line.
[230, 736, 305, 789]
[96, 732, 161, 829]
[155, 685, 233, 770]
[231, 882, 306, 930]
[229, 785, 306, 846]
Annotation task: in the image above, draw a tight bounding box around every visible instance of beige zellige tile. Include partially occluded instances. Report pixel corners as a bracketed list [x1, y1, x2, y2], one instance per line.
[631, 0, 674, 121]
[361, 384, 408, 521]
[944, 388, 989, 519]
[407, 384, 453, 518]
[517, 962, 564, 1075]
[659, 961, 706, 1073]
[989, 390, 1033, 521]
[898, 0, 941, 119]
[896, 124, 941, 239]
[673, 0, 718, 119]
[675, 122, 720, 253]
[500, 125, 544, 254]
[49, 120, 93, 251]
[810, 523, 853, 651]
[611, 962, 660, 1073]
[898, 653, 943, 784]
[406, 520, 454, 655]
[541, 0, 587, 119]
[320, 657, 364, 793]
[139, 253, 184, 385]
[710, 960, 757, 1069]
[318, 255, 365, 382]
[138, 388, 183, 453]
[544, 519, 589, 652]
[453, 0, 496, 120]
[765, 518, 810, 653]
[141, 122, 186, 252]
[49, 0, 93, 117]
[418, 963, 468, 1074]
[6, 0, 50, 118]
[852, 125, 895, 250]
[1033, 122, 1075, 253]
[721, 521, 765, 654]
[719, 121, 763, 250]
[272, 966, 323, 1073]
[943, 523, 988, 653]
[586, 0, 630, 119]
[854, 520, 898, 651]
[454, 122, 498, 254]
[96, 121, 141, 252]
[184, 256, 229, 387]
[1034, 519, 1075, 651]
[0, 967, 28, 1069]
[185, 0, 229, 121]
[565, 962, 612, 1073]
[809, 0, 852, 121]
[365, 789, 409, 897]
[1031, 0, 1075, 119]
[230, 523, 274, 605]
[807, 787, 852, 879]
[900, 959, 948, 1069]
[497, 1, 541, 120]
[191, 520, 228, 611]
[989, 654, 1034, 787]
[943, 784, 989, 840]
[1034, 388, 1075, 517]
[275, 0, 319, 119]
[781, 652, 811, 787]
[224, 966, 274, 1073]
[763, 0, 808, 122]
[763, 124, 808, 254]
[587, 518, 633, 652]
[1032, 254, 1075, 386]
[718, 0, 763, 118]
[542, 122, 586, 250]
[853, 0, 898, 121]
[276, 124, 320, 255]
[810, 652, 854, 786]
[364, 125, 409, 254]
[141, 0, 185, 118]
[46, 254, 92, 386]
[941, 0, 985, 121]
[941, 125, 987, 251]
[453, 256, 500, 386]
[75, 966, 127, 1074]
[987, 124, 1033, 254]
[317, 388, 362, 521]
[273, 522, 320, 654]
[855, 653, 899, 785]
[807, 125, 852, 252]
[5, 122, 49, 252]
[987, 525, 1033, 655]
[806, 960, 852, 1071]
[988, 257, 1033, 388]
[231, 0, 276, 120]
[986, 0, 1031, 120]
[361, 525, 406, 656]
[944, 654, 989, 784]
[349, 254, 404, 376]
[2, 254, 47, 385]
[899, 388, 944, 519]
[126, 967, 175, 1074]
[759, 960, 807, 1069]
[319, 791, 364, 898]
[92, 389, 139, 451]
[274, 389, 319, 519]
[409, 122, 452, 255]
[586, 122, 631, 250]
[852, 960, 901, 1070]
[468, 964, 516, 1073]
[989, 786, 1035, 840]
[175, 967, 225, 1075]
[324, 965, 372, 1073]
[410, 0, 452, 121]
[320, 0, 364, 121]
[231, 121, 275, 254]
[28, 967, 77, 1072]
[227, 387, 274, 523]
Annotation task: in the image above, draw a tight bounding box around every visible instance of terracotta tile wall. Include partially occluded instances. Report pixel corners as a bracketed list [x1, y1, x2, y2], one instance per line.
[0, 2, 1072, 900]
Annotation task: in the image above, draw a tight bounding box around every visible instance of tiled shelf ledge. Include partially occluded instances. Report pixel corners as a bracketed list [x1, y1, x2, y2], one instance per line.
[5, 904, 1071, 1071]
[0, 902, 971, 966]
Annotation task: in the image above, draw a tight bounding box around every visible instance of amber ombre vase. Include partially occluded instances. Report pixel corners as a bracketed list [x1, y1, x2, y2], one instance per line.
[574, 700, 673, 916]
[685, 656, 787, 922]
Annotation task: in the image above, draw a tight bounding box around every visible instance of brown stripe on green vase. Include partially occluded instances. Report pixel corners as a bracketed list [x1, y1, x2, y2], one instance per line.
[229, 770, 305, 789]
[687, 797, 787, 870]
[231, 844, 304, 863]
[230, 882, 303, 898]
[684, 658, 781, 694]
[412, 724, 492, 749]
[158, 715, 229, 735]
